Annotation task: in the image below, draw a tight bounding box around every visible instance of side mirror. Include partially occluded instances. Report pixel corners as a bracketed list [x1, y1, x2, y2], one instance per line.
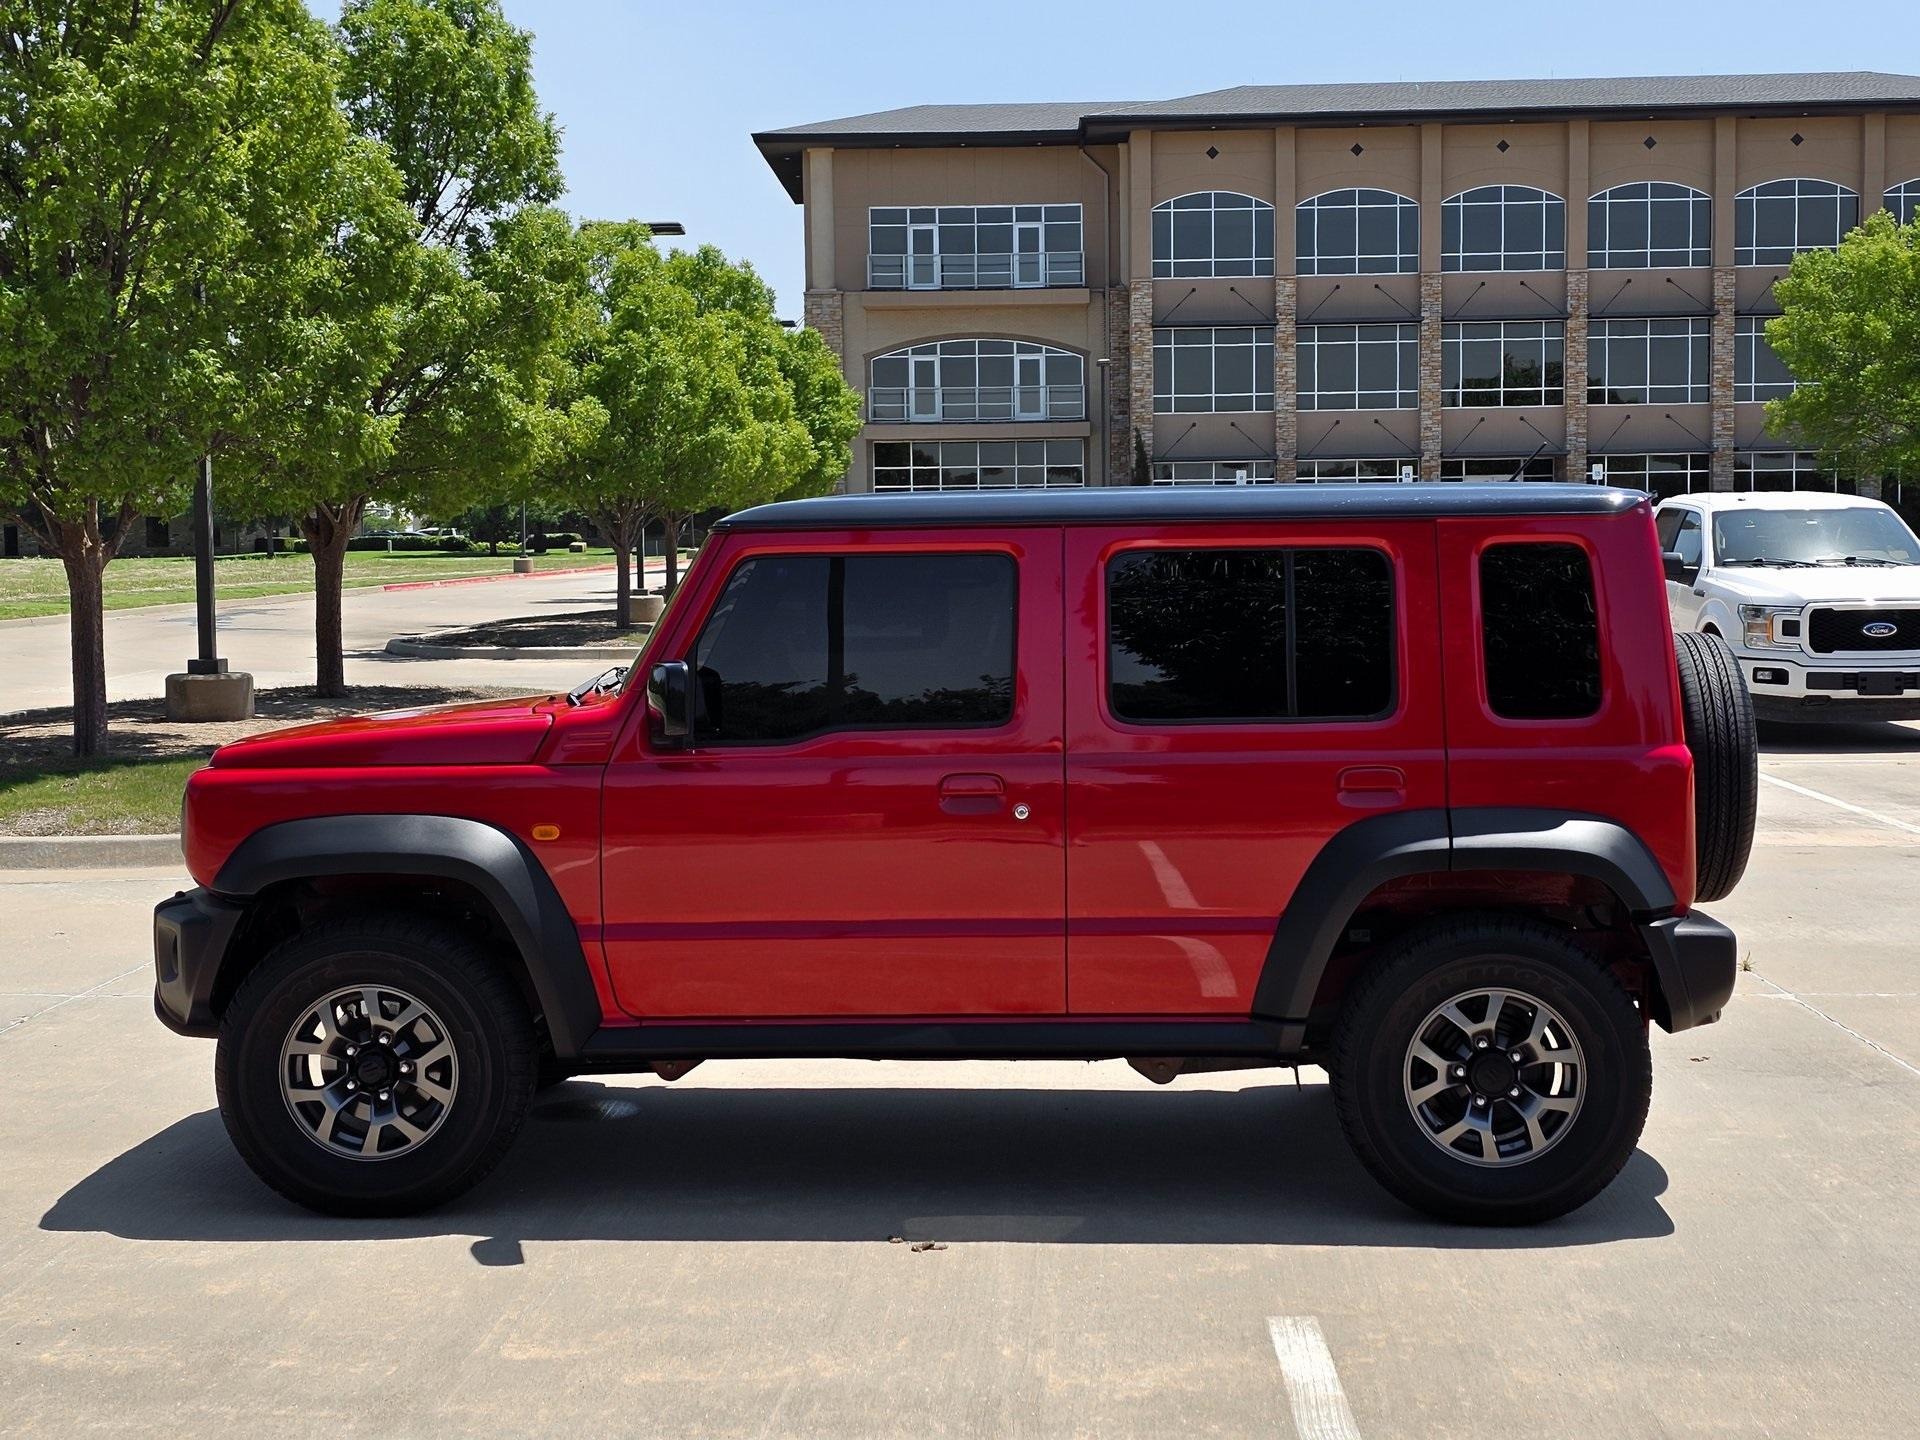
[647, 661, 691, 743]
[1662, 551, 1695, 584]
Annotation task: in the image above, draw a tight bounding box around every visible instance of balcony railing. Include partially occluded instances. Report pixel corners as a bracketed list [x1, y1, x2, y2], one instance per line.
[868, 385, 1087, 424]
[867, 251, 1085, 291]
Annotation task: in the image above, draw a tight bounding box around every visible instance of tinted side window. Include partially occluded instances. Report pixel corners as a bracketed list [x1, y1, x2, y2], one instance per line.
[1106, 547, 1394, 722]
[692, 553, 1015, 744]
[1480, 543, 1602, 719]
[1655, 508, 1684, 552]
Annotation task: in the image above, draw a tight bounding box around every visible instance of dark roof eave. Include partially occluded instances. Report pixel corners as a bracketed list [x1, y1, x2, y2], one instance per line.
[753, 127, 1087, 203]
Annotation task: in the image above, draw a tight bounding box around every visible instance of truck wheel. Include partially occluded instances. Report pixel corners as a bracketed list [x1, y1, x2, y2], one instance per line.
[1674, 630, 1757, 902]
[214, 915, 537, 1216]
[1330, 915, 1651, 1225]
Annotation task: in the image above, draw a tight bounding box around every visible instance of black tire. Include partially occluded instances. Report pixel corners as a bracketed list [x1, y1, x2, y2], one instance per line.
[1674, 630, 1758, 902]
[215, 914, 537, 1216]
[1330, 915, 1652, 1225]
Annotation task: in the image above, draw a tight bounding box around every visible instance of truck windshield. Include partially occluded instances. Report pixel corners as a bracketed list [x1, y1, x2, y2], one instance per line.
[1713, 507, 1920, 567]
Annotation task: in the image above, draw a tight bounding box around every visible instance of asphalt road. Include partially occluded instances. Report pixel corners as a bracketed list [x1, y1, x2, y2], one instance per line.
[1, 725, 1917, 1437]
[0, 563, 650, 715]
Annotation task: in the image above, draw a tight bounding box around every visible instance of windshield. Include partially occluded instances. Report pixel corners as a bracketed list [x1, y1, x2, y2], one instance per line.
[1712, 507, 1920, 567]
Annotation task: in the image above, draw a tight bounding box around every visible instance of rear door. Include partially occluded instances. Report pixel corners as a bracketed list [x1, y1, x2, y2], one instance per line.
[600, 528, 1067, 1018]
[1063, 520, 1446, 1015]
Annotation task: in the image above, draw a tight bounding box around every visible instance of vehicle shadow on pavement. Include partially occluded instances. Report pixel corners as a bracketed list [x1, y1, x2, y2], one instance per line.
[41, 1080, 1672, 1253]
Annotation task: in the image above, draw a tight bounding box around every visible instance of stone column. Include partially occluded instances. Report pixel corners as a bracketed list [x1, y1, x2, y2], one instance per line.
[1105, 284, 1131, 486]
[1418, 273, 1444, 480]
[1710, 267, 1737, 491]
[804, 290, 853, 490]
[1127, 281, 1155, 482]
[1274, 277, 1298, 481]
[1563, 270, 1589, 483]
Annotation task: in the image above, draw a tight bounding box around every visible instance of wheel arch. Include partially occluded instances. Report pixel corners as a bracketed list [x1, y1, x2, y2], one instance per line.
[1252, 808, 1682, 1029]
[211, 815, 602, 1059]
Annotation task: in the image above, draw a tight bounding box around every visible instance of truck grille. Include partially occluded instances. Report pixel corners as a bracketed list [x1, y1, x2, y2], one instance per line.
[1808, 607, 1920, 653]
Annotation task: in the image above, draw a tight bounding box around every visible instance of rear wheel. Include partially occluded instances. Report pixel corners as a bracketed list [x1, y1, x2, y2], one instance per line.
[1331, 916, 1651, 1224]
[215, 915, 537, 1216]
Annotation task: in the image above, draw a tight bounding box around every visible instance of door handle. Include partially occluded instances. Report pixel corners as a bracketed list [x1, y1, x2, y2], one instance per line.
[1337, 765, 1406, 810]
[939, 773, 1006, 816]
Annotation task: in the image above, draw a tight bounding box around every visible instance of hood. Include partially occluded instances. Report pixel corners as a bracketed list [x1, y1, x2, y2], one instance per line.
[210, 696, 557, 770]
[1708, 565, 1920, 605]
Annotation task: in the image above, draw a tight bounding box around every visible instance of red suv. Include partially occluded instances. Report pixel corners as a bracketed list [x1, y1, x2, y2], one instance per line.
[154, 485, 1756, 1223]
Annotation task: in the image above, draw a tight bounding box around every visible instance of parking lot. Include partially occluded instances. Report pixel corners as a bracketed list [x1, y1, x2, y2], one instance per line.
[2, 725, 1917, 1438]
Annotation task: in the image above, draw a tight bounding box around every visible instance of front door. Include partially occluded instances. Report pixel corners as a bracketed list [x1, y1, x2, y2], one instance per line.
[1013, 220, 1044, 286]
[600, 529, 1067, 1018]
[1063, 521, 1446, 1016]
[907, 223, 939, 289]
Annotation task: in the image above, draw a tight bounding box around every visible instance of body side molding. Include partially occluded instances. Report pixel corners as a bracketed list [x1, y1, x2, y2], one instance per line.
[213, 814, 602, 1059]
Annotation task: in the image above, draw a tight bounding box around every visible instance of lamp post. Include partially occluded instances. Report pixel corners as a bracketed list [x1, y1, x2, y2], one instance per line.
[164, 281, 253, 721]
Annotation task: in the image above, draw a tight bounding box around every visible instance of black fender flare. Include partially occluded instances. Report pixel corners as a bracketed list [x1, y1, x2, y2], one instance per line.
[213, 814, 601, 1059]
[1251, 807, 1680, 1024]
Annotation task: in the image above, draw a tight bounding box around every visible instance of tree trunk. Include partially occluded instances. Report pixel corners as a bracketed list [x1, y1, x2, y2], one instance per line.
[300, 500, 364, 698]
[663, 513, 682, 596]
[611, 529, 633, 632]
[60, 544, 111, 757]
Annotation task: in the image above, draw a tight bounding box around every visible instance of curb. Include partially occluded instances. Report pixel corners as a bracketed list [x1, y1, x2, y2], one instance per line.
[384, 629, 648, 662]
[381, 562, 620, 592]
[0, 833, 182, 869]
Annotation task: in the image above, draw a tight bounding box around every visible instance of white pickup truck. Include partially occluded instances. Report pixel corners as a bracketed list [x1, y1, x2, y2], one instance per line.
[1653, 491, 1920, 722]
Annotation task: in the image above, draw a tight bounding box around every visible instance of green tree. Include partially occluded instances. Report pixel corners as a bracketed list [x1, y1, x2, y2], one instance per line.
[0, 0, 386, 754]
[252, 0, 569, 696]
[1767, 210, 1920, 483]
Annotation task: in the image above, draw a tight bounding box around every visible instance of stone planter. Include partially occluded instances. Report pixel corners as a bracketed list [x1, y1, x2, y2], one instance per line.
[512, 557, 535, 574]
[634, 593, 666, 622]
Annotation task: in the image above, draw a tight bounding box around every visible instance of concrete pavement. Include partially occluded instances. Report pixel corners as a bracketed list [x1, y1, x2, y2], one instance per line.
[1, 729, 1917, 1436]
[0, 563, 661, 714]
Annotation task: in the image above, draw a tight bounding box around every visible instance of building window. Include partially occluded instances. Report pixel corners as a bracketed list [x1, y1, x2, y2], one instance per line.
[867, 205, 1083, 290]
[1106, 547, 1395, 723]
[868, 340, 1084, 423]
[1151, 460, 1276, 485]
[1153, 327, 1275, 413]
[143, 517, 171, 549]
[1734, 315, 1796, 402]
[692, 553, 1016, 745]
[1295, 188, 1418, 275]
[1442, 457, 1560, 481]
[1588, 182, 1712, 268]
[1299, 458, 1409, 483]
[1734, 180, 1860, 267]
[1480, 543, 1602, 720]
[1588, 318, 1712, 405]
[1299, 324, 1418, 410]
[1887, 179, 1920, 226]
[1151, 192, 1275, 278]
[1595, 453, 1711, 498]
[1442, 185, 1565, 271]
[1735, 452, 1840, 492]
[1442, 321, 1565, 407]
[871, 439, 1084, 492]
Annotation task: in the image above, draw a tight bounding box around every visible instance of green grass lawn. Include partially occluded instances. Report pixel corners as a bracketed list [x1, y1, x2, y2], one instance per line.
[0, 755, 202, 836]
[0, 547, 624, 621]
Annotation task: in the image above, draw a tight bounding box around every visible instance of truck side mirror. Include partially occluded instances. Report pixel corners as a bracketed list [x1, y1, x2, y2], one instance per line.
[1662, 551, 1694, 584]
[647, 661, 692, 743]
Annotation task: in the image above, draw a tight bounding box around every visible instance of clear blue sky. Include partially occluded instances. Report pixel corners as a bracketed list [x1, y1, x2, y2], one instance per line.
[434, 1, 1917, 312]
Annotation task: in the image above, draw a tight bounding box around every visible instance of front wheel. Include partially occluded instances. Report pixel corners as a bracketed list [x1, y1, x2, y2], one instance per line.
[1330, 916, 1651, 1225]
[215, 915, 537, 1216]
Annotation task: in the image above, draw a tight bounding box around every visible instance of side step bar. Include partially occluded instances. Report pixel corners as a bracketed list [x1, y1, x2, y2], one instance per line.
[575, 1017, 1306, 1067]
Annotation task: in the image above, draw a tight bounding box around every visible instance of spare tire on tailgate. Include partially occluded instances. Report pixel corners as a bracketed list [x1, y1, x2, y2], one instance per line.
[1674, 631, 1757, 902]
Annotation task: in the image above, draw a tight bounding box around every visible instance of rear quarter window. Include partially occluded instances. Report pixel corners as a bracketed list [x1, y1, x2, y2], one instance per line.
[1479, 542, 1602, 720]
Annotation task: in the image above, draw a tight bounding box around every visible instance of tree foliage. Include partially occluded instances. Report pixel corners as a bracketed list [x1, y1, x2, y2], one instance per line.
[0, 0, 389, 752]
[1767, 211, 1920, 480]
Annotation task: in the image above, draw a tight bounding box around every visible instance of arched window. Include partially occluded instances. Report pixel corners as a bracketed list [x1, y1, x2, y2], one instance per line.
[1295, 188, 1418, 275]
[1442, 185, 1565, 271]
[1887, 178, 1920, 226]
[1151, 192, 1275, 278]
[1735, 179, 1860, 266]
[867, 339, 1084, 423]
[1588, 182, 1712, 268]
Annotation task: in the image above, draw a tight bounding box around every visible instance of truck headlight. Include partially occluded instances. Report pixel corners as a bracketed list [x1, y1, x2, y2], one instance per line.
[1739, 604, 1799, 649]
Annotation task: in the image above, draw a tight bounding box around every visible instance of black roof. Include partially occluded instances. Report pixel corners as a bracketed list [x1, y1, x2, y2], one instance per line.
[754, 71, 1920, 200]
[718, 484, 1646, 531]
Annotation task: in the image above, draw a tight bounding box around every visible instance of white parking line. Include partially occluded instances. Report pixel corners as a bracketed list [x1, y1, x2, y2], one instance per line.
[1760, 773, 1920, 838]
[1267, 1316, 1362, 1440]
